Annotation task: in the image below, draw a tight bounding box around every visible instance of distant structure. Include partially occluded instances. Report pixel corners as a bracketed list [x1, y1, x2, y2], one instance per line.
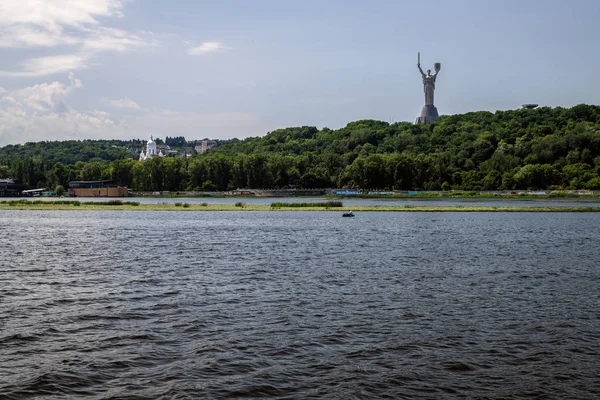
[522, 104, 538, 109]
[0, 179, 25, 196]
[68, 180, 128, 197]
[194, 139, 217, 154]
[139, 136, 164, 161]
[415, 52, 441, 124]
[180, 147, 194, 158]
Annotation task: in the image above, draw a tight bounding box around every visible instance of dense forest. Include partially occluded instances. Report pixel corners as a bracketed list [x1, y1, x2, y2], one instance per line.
[1, 104, 600, 192]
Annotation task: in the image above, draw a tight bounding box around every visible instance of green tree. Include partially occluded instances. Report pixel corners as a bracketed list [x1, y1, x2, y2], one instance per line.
[0, 165, 10, 178]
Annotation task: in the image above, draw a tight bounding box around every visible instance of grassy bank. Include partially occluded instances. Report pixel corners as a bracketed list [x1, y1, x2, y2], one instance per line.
[328, 192, 600, 200]
[1, 200, 600, 212]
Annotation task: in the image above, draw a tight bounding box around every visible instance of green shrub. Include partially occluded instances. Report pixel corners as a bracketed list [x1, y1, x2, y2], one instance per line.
[549, 191, 578, 198]
[271, 201, 343, 208]
[55, 185, 65, 196]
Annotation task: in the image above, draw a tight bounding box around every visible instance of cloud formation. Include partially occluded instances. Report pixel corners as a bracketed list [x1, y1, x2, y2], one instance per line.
[0, 0, 122, 46]
[0, 53, 92, 77]
[0, 73, 117, 144]
[0, 0, 155, 76]
[1, 72, 82, 111]
[0, 74, 270, 146]
[187, 42, 228, 55]
[102, 97, 141, 110]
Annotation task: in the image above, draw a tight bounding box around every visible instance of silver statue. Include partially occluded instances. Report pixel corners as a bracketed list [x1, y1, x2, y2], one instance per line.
[418, 54, 440, 106]
[415, 53, 441, 124]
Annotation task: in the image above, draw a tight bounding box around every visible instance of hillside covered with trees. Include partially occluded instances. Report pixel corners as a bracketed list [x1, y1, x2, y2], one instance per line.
[1, 104, 600, 192]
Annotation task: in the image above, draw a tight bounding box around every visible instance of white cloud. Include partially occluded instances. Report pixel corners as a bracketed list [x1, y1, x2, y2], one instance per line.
[0, 75, 270, 146]
[187, 42, 229, 55]
[102, 97, 141, 109]
[82, 27, 156, 52]
[0, 0, 124, 47]
[1, 72, 82, 112]
[0, 107, 118, 145]
[0, 53, 92, 77]
[0, 0, 155, 76]
[0, 73, 118, 144]
[0, 0, 122, 26]
[0, 25, 80, 48]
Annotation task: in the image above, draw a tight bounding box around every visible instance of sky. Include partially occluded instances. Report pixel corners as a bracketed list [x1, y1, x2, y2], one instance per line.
[0, 0, 599, 146]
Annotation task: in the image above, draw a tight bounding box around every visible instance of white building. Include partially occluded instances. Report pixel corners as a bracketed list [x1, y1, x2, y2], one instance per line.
[139, 136, 164, 161]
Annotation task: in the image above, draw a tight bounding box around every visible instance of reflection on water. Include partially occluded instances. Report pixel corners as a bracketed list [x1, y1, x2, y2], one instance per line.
[0, 211, 599, 398]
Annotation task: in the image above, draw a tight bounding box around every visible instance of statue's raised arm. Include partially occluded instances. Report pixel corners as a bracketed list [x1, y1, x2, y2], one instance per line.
[432, 62, 441, 78]
[417, 52, 425, 77]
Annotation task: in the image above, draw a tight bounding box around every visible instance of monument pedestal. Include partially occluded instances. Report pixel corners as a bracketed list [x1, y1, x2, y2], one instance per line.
[415, 105, 439, 124]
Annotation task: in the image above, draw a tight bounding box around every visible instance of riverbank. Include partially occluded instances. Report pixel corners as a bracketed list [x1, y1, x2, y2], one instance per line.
[131, 190, 600, 199]
[2, 200, 600, 212]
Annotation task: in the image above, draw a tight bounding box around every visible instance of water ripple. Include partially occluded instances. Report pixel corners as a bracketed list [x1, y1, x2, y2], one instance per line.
[0, 210, 598, 398]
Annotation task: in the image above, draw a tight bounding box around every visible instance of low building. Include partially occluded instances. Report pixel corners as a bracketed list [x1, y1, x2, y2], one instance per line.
[68, 180, 128, 197]
[22, 188, 48, 197]
[0, 179, 25, 196]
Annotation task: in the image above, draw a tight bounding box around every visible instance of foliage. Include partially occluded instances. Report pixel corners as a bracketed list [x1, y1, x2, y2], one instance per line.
[2, 105, 600, 191]
[165, 136, 186, 147]
[271, 201, 343, 208]
[55, 185, 65, 196]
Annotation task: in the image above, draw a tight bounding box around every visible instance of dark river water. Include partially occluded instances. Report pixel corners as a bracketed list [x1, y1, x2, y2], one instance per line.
[6, 195, 600, 207]
[1, 211, 599, 399]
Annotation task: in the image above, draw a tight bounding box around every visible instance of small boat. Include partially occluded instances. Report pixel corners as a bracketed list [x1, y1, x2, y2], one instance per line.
[342, 211, 355, 217]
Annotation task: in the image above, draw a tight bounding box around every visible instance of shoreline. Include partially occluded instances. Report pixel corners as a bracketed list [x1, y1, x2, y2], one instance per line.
[2, 201, 600, 212]
[129, 193, 600, 200]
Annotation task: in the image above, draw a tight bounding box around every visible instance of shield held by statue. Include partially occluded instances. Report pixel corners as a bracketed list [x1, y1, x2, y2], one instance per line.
[434, 62, 441, 72]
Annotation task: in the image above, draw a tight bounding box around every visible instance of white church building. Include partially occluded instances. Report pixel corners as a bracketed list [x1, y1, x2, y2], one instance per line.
[139, 136, 164, 161]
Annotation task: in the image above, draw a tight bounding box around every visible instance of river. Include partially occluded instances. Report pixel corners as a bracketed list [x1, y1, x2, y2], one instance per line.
[1, 211, 598, 398]
[5, 195, 600, 207]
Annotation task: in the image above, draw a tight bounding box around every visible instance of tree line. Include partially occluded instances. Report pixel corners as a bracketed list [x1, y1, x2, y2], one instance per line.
[1, 104, 600, 191]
